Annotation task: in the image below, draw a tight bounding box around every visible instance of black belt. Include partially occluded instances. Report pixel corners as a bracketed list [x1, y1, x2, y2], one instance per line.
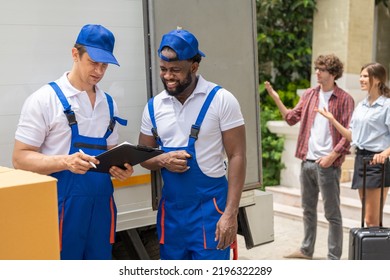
[356, 148, 377, 155]
[305, 159, 316, 163]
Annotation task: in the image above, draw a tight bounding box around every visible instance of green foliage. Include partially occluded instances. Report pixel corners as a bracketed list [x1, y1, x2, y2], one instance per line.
[260, 107, 285, 186]
[257, 0, 316, 86]
[257, 0, 316, 186]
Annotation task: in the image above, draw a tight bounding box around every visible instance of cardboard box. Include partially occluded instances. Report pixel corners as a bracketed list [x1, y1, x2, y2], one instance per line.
[0, 167, 60, 259]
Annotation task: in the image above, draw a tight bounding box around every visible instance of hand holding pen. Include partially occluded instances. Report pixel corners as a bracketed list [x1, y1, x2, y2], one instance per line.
[79, 149, 98, 169]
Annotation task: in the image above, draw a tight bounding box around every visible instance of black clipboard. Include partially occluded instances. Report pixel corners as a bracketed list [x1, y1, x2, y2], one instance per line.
[91, 142, 163, 173]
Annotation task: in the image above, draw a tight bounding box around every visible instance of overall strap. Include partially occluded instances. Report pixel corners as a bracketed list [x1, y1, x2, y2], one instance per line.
[148, 97, 163, 146]
[48, 82, 79, 136]
[103, 93, 128, 139]
[188, 85, 222, 147]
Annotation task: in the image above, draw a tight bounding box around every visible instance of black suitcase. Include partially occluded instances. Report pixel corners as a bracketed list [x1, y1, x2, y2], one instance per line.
[348, 156, 390, 260]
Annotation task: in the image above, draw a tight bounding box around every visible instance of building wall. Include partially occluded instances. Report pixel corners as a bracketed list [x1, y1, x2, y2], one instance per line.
[313, 0, 375, 74]
[311, 0, 375, 103]
[346, 0, 376, 74]
[312, 0, 349, 69]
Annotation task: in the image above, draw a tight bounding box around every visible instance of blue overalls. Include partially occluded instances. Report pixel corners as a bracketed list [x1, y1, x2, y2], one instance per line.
[49, 82, 126, 260]
[148, 86, 230, 260]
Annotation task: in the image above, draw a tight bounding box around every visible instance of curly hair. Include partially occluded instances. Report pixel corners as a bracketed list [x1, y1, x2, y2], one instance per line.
[361, 62, 390, 97]
[314, 54, 344, 80]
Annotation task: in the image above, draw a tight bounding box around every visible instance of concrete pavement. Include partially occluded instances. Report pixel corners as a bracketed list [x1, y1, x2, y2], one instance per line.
[237, 214, 350, 260]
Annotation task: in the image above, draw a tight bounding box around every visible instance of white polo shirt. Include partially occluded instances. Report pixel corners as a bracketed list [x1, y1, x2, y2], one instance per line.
[140, 75, 245, 177]
[15, 72, 119, 155]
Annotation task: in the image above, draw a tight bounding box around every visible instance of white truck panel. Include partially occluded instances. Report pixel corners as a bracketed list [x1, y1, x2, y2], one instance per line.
[0, 0, 153, 231]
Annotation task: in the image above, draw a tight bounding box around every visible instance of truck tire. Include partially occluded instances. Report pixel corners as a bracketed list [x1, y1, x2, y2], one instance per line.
[112, 226, 160, 260]
[139, 227, 160, 260]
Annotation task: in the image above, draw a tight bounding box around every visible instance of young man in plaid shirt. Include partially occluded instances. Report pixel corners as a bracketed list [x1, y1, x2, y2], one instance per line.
[265, 54, 354, 260]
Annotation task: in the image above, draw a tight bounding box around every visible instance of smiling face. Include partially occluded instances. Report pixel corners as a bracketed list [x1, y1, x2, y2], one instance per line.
[359, 68, 371, 92]
[360, 67, 380, 93]
[159, 48, 198, 100]
[160, 59, 194, 96]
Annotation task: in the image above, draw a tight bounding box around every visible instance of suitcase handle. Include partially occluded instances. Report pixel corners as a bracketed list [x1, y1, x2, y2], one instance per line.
[362, 156, 387, 228]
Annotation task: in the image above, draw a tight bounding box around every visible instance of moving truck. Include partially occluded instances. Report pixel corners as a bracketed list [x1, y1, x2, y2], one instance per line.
[1, 0, 270, 259]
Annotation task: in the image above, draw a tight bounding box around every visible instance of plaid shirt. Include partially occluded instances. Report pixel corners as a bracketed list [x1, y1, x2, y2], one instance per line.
[285, 84, 355, 167]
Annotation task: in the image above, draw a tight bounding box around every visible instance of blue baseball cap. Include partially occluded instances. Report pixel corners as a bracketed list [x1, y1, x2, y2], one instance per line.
[76, 24, 120, 66]
[158, 29, 205, 62]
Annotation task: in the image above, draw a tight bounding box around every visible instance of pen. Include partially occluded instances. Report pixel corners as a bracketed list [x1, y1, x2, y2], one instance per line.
[79, 149, 97, 169]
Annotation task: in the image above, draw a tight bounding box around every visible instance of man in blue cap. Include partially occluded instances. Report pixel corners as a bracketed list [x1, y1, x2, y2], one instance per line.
[138, 29, 246, 260]
[13, 24, 134, 259]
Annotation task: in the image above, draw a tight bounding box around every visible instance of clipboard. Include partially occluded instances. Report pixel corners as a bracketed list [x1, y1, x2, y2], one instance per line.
[91, 142, 163, 173]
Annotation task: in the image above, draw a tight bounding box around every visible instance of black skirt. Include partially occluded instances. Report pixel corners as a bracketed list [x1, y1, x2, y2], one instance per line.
[352, 149, 390, 189]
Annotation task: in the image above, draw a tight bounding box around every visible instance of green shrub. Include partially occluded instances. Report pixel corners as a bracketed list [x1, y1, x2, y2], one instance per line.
[256, 0, 316, 186]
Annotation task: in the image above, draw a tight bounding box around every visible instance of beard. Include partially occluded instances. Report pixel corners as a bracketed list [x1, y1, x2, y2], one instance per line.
[162, 71, 193, 97]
